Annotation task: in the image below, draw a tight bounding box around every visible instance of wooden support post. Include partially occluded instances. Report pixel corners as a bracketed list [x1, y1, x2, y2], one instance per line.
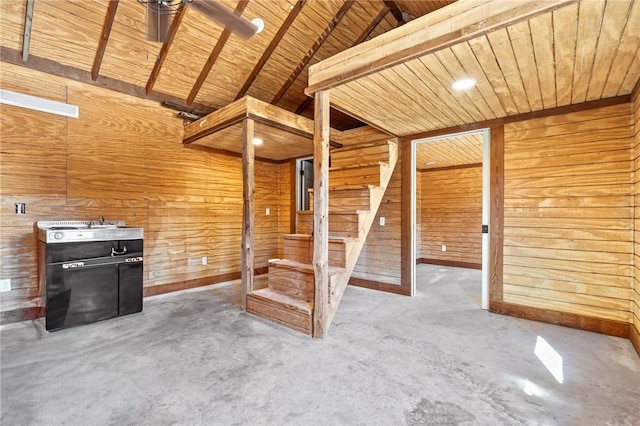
[489, 124, 504, 302]
[241, 118, 255, 311]
[312, 91, 330, 338]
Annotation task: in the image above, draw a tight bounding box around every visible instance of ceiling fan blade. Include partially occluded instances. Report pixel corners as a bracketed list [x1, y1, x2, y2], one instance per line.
[188, 0, 257, 39]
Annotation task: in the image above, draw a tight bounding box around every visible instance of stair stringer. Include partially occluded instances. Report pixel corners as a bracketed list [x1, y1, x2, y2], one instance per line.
[321, 139, 399, 331]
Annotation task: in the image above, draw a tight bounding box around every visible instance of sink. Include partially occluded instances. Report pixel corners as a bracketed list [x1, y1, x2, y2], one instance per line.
[87, 224, 119, 229]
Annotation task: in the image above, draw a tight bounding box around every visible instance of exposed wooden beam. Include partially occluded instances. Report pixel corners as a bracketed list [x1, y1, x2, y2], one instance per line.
[293, 5, 389, 116]
[186, 0, 250, 106]
[0, 47, 214, 114]
[234, 0, 306, 101]
[382, 0, 403, 25]
[295, 96, 312, 115]
[241, 117, 256, 311]
[352, 4, 390, 45]
[631, 75, 640, 103]
[271, 1, 354, 106]
[22, 0, 34, 61]
[306, 0, 577, 95]
[312, 90, 330, 339]
[145, 5, 187, 95]
[92, 0, 119, 81]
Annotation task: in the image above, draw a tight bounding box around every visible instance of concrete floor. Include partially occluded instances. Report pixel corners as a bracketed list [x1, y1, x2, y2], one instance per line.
[1, 264, 639, 426]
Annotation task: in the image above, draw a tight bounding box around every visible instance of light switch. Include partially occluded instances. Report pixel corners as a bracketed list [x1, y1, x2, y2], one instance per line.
[266, 208, 270, 216]
[379, 217, 385, 226]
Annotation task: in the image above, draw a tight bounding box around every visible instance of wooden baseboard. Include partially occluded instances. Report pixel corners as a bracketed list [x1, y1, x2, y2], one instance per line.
[348, 277, 410, 295]
[489, 301, 630, 338]
[143, 267, 268, 297]
[630, 324, 640, 358]
[417, 258, 482, 270]
[0, 305, 45, 325]
[0, 268, 269, 325]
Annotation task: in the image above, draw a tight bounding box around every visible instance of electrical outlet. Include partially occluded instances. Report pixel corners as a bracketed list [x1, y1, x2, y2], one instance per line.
[201, 256, 208, 266]
[266, 208, 270, 216]
[379, 216, 385, 226]
[0, 279, 11, 292]
[441, 245, 447, 252]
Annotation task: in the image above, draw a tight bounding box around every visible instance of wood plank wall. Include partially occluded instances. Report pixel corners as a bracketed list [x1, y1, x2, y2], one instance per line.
[340, 128, 402, 285]
[418, 165, 482, 267]
[0, 63, 283, 307]
[633, 93, 640, 341]
[503, 104, 634, 324]
[277, 161, 292, 258]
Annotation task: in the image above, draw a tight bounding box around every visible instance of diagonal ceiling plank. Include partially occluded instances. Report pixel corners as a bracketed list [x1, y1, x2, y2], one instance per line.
[271, 0, 355, 106]
[145, 5, 187, 95]
[187, 0, 250, 106]
[92, 0, 119, 81]
[22, 0, 35, 61]
[234, 0, 307, 101]
[295, 5, 390, 115]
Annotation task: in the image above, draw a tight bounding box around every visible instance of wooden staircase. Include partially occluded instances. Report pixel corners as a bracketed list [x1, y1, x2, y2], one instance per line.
[246, 139, 398, 336]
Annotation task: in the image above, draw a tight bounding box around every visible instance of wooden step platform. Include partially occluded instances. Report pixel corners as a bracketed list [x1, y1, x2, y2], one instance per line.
[247, 288, 313, 335]
[297, 211, 366, 238]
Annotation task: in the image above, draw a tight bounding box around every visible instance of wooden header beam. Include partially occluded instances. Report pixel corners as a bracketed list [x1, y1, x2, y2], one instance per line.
[183, 96, 343, 145]
[305, 0, 577, 95]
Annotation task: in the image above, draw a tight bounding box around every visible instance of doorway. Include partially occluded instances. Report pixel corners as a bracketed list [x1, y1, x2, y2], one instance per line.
[410, 129, 490, 309]
[295, 157, 314, 228]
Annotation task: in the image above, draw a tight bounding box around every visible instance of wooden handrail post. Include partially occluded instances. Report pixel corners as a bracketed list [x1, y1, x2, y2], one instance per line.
[241, 118, 255, 311]
[312, 91, 330, 338]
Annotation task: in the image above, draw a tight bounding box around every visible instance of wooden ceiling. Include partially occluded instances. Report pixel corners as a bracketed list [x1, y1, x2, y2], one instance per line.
[416, 132, 483, 170]
[307, 0, 640, 137]
[0, 0, 453, 131]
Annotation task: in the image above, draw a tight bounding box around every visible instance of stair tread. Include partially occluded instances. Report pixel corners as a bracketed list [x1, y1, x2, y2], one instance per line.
[297, 210, 368, 216]
[308, 184, 376, 192]
[250, 288, 313, 314]
[329, 161, 387, 171]
[330, 184, 379, 190]
[330, 140, 392, 153]
[283, 233, 358, 244]
[269, 259, 346, 275]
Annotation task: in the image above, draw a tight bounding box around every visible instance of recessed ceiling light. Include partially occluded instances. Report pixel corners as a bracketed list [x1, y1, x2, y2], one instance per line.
[252, 137, 263, 146]
[452, 78, 476, 91]
[251, 18, 264, 34]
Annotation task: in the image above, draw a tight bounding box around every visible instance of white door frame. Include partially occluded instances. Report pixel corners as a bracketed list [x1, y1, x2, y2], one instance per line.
[410, 128, 490, 310]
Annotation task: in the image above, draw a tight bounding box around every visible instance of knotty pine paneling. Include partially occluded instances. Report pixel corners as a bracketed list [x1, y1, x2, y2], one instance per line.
[503, 103, 634, 323]
[419, 165, 482, 266]
[0, 63, 284, 307]
[634, 93, 640, 336]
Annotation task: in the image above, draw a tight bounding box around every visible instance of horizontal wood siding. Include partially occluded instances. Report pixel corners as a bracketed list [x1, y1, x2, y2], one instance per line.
[278, 161, 292, 258]
[503, 104, 634, 323]
[419, 166, 482, 266]
[0, 63, 282, 307]
[634, 93, 640, 338]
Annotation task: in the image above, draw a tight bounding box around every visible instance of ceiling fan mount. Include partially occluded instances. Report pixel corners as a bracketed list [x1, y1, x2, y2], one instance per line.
[137, 0, 259, 43]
